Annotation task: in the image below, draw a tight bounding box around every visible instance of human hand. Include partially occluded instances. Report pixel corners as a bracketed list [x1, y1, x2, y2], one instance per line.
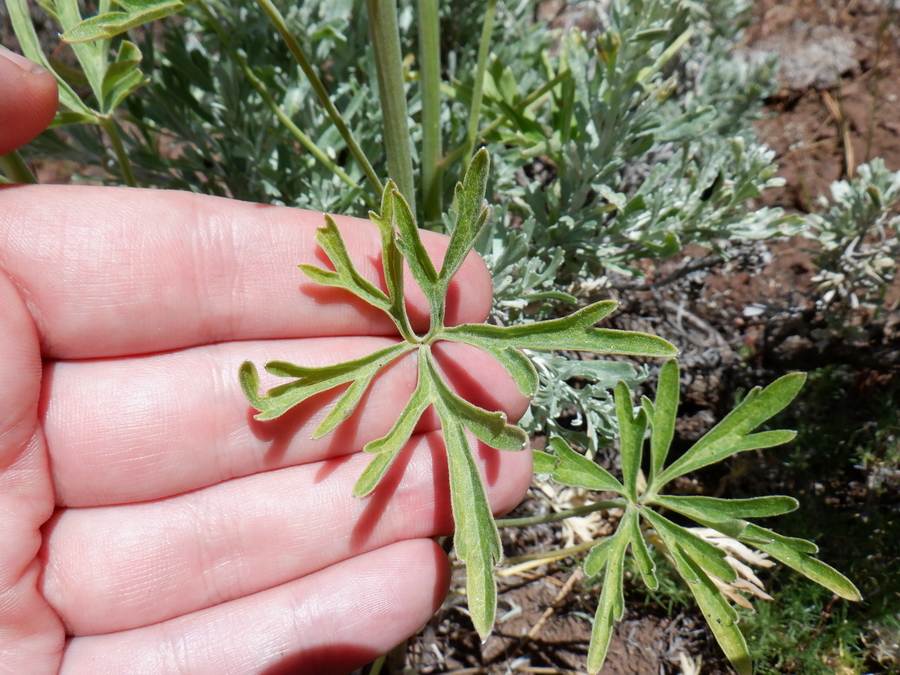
[0, 48, 532, 675]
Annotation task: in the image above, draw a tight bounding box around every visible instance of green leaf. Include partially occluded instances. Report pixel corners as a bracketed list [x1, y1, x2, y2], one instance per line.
[241, 342, 414, 421]
[586, 529, 628, 674]
[368, 180, 413, 338]
[616, 381, 647, 501]
[647, 359, 678, 478]
[492, 347, 539, 398]
[313, 373, 378, 439]
[738, 524, 861, 601]
[299, 215, 391, 311]
[653, 495, 799, 523]
[627, 507, 658, 590]
[51, 111, 100, 127]
[100, 40, 147, 114]
[440, 148, 492, 286]
[424, 349, 527, 451]
[667, 543, 752, 675]
[547, 436, 625, 494]
[643, 509, 736, 583]
[60, 0, 187, 43]
[656, 373, 806, 486]
[392, 189, 438, 296]
[532, 449, 557, 474]
[353, 364, 432, 497]
[583, 537, 615, 577]
[443, 301, 677, 356]
[437, 408, 502, 640]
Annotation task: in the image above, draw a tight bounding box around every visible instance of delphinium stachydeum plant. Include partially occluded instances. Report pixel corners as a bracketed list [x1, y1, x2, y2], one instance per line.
[533, 359, 861, 674]
[240, 149, 677, 638]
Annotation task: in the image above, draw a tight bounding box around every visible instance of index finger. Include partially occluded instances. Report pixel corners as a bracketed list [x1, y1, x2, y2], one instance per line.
[0, 185, 493, 359]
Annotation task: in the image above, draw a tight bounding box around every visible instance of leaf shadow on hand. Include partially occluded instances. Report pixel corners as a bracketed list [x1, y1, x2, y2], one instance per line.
[246, 386, 371, 470]
[246, 396, 323, 466]
[431, 342, 524, 487]
[349, 436, 421, 550]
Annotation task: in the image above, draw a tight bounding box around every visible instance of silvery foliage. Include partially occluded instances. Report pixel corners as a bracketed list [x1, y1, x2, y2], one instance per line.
[807, 160, 900, 310]
[478, 0, 802, 453]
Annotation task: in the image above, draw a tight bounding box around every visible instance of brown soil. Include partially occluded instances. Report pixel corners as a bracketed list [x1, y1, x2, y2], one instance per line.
[749, 0, 900, 212]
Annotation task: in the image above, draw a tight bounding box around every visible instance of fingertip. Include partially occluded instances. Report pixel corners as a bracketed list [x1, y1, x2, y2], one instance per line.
[447, 248, 494, 326]
[0, 46, 58, 157]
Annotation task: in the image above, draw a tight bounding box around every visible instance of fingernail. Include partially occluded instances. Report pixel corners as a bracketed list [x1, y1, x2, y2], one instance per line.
[0, 44, 48, 75]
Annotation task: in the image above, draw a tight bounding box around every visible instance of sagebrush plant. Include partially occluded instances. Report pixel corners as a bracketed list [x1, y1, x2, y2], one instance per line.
[807, 159, 900, 310]
[2, 0, 868, 672]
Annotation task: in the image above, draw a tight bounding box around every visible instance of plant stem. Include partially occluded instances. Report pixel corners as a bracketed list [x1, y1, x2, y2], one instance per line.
[0, 150, 38, 184]
[496, 499, 624, 528]
[99, 117, 137, 186]
[417, 0, 442, 226]
[242, 58, 378, 211]
[197, 1, 377, 210]
[503, 538, 600, 565]
[366, 0, 416, 214]
[367, 654, 386, 675]
[460, 0, 497, 176]
[254, 0, 383, 198]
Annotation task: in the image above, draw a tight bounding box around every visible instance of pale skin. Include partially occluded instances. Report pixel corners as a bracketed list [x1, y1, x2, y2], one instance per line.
[0, 47, 532, 674]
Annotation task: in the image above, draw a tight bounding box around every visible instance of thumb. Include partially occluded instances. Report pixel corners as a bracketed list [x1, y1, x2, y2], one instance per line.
[0, 45, 58, 157]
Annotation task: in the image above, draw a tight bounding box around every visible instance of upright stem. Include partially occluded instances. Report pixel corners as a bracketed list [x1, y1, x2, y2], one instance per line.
[417, 0, 442, 226]
[460, 0, 497, 175]
[0, 150, 38, 184]
[366, 0, 416, 214]
[99, 117, 137, 187]
[197, 1, 377, 210]
[255, 0, 383, 198]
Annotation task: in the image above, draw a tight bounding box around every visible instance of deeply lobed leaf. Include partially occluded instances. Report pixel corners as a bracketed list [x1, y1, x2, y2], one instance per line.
[241, 150, 679, 643]
[654, 372, 806, 487]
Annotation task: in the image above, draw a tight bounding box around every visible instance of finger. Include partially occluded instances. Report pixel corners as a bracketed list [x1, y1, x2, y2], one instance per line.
[0, 46, 58, 156]
[43, 338, 529, 507]
[0, 271, 64, 672]
[60, 538, 449, 675]
[41, 430, 533, 635]
[0, 185, 493, 359]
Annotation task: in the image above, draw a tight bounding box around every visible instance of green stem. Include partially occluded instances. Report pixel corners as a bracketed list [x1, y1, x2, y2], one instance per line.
[368, 654, 387, 675]
[0, 150, 38, 184]
[503, 538, 600, 565]
[441, 68, 570, 169]
[417, 0, 442, 226]
[242, 58, 378, 211]
[496, 500, 624, 528]
[460, 0, 497, 175]
[197, 2, 377, 211]
[366, 0, 416, 214]
[99, 117, 137, 187]
[255, 0, 383, 198]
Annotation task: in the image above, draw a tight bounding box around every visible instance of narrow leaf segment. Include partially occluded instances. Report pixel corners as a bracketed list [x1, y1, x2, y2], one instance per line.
[538, 358, 860, 674]
[240, 149, 676, 640]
